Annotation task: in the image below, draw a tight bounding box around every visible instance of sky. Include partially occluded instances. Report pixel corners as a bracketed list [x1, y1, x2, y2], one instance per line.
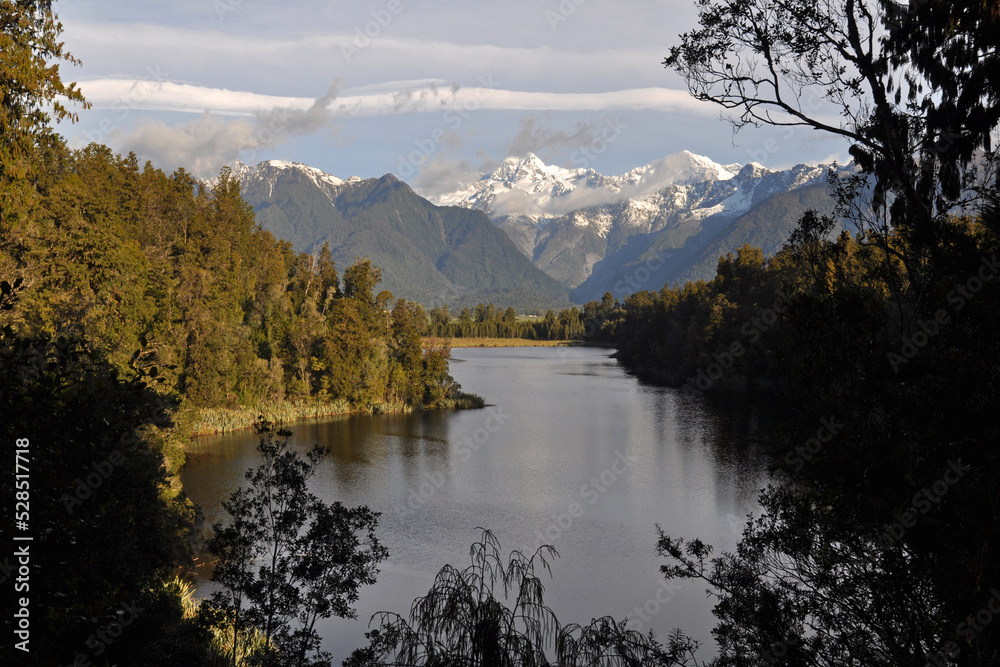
[55, 0, 852, 186]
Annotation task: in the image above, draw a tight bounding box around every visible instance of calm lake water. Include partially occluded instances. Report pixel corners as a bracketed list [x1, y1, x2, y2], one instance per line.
[180, 346, 768, 663]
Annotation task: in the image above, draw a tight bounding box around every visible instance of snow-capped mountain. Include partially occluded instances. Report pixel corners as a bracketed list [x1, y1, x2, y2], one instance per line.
[223, 160, 363, 208]
[217, 160, 570, 309]
[422, 151, 839, 298]
[218, 154, 844, 305]
[431, 150, 744, 221]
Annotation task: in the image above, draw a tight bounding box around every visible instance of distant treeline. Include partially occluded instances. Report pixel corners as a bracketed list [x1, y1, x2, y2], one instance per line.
[427, 296, 619, 340]
[590, 215, 922, 391]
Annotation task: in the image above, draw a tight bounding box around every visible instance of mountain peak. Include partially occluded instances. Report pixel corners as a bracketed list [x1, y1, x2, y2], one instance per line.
[261, 160, 347, 188]
[737, 162, 771, 179]
[490, 153, 560, 182]
[644, 150, 740, 184]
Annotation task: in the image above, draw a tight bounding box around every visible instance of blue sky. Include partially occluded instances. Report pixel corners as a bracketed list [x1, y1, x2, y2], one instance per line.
[55, 0, 851, 183]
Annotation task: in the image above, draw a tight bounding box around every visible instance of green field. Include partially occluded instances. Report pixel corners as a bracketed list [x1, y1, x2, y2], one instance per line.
[423, 337, 578, 348]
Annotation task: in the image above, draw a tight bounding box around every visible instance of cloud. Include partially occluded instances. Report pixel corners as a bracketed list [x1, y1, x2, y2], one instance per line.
[258, 80, 341, 135]
[80, 78, 715, 118]
[408, 156, 483, 202]
[112, 82, 341, 176]
[61, 17, 685, 95]
[117, 113, 258, 176]
[505, 116, 600, 160]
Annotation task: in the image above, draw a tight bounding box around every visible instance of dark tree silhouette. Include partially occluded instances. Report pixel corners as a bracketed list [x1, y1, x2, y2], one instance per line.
[346, 530, 701, 667]
[203, 420, 388, 667]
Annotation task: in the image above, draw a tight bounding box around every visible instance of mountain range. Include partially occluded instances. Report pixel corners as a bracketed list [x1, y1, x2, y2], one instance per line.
[422, 151, 843, 302]
[225, 151, 844, 309]
[228, 160, 570, 309]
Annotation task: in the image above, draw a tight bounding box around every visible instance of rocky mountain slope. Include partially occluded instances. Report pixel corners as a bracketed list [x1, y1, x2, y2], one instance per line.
[421, 152, 844, 302]
[226, 160, 570, 309]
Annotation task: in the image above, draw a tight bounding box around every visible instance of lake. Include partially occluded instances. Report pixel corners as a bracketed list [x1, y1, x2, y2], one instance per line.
[180, 345, 768, 663]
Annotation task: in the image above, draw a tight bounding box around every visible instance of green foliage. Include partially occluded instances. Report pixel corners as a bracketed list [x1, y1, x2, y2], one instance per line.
[202, 420, 389, 667]
[633, 6, 1000, 657]
[347, 530, 700, 667]
[0, 145, 476, 416]
[0, 0, 88, 233]
[0, 329, 207, 666]
[428, 301, 589, 341]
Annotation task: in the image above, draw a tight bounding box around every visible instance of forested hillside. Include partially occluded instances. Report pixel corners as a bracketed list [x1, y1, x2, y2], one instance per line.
[2, 147, 477, 420]
[0, 144, 482, 666]
[234, 160, 571, 310]
[0, 7, 478, 662]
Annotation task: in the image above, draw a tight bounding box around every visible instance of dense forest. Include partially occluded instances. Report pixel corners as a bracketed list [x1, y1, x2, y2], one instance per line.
[0, 3, 478, 664]
[3, 0, 1000, 665]
[1, 145, 478, 420]
[424, 301, 601, 341]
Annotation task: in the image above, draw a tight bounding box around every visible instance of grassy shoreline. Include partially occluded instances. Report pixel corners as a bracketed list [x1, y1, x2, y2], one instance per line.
[188, 393, 485, 438]
[423, 336, 582, 348]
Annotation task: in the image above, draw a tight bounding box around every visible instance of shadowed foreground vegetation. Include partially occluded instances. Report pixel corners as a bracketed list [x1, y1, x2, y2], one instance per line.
[3, 0, 1000, 665]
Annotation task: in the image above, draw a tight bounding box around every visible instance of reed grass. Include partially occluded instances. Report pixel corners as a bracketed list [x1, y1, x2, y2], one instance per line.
[445, 392, 486, 409]
[189, 394, 483, 437]
[164, 575, 268, 666]
[190, 399, 353, 436]
[423, 336, 578, 348]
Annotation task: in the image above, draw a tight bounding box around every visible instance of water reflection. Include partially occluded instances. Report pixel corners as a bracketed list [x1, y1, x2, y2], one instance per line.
[180, 346, 768, 663]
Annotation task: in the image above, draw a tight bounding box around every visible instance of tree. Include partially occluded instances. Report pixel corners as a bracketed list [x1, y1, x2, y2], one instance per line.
[663, 0, 1000, 257]
[882, 0, 1000, 208]
[389, 298, 424, 404]
[347, 530, 700, 667]
[343, 258, 382, 305]
[316, 242, 339, 315]
[657, 493, 947, 666]
[204, 420, 388, 667]
[653, 4, 1000, 662]
[1, 0, 88, 232]
[0, 329, 208, 666]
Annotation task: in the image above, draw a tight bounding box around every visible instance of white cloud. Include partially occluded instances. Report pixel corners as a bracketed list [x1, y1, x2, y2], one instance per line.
[61, 18, 684, 95]
[109, 83, 341, 176]
[79, 78, 714, 117]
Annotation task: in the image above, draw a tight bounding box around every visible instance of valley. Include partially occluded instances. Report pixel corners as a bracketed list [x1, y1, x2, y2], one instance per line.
[227, 151, 848, 309]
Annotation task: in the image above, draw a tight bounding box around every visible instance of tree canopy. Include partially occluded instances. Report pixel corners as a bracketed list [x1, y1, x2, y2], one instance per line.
[0, 0, 88, 232]
[665, 0, 1000, 249]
